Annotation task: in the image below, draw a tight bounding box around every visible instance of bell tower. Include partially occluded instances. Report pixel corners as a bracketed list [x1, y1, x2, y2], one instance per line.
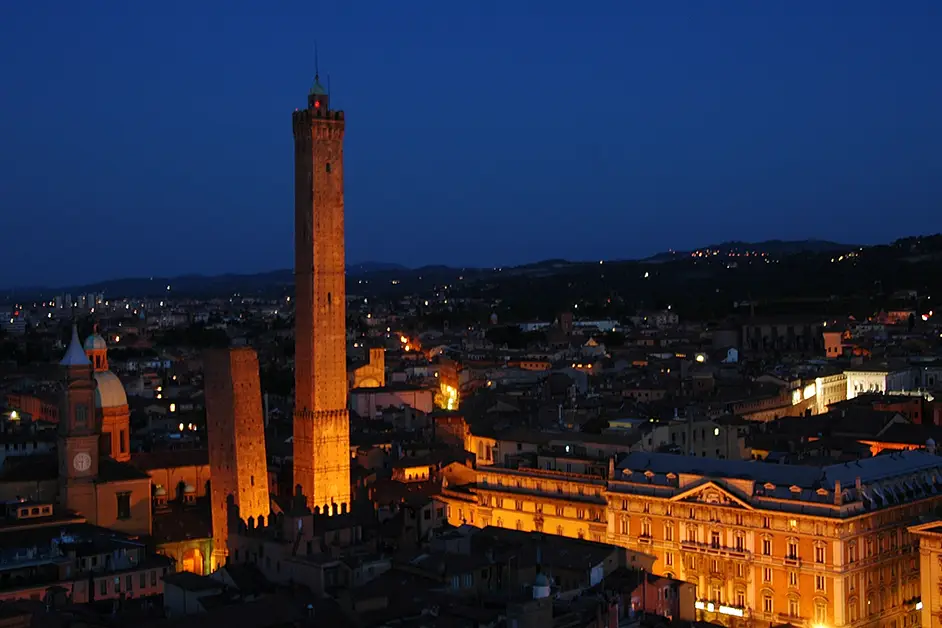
[58, 325, 100, 519]
[291, 71, 351, 514]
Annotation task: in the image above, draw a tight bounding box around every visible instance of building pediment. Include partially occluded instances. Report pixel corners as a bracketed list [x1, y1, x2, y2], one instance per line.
[669, 481, 753, 510]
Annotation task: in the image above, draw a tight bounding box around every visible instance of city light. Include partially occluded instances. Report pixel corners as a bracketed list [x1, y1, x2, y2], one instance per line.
[694, 601, 743, 618]
[439, 383, 459, 411]
[9, 410, 18, 420]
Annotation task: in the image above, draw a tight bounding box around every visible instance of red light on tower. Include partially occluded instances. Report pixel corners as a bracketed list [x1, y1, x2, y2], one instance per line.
[314, 100, 321, 108]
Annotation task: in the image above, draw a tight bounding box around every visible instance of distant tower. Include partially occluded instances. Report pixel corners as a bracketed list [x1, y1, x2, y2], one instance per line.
[205, 347, 271, 569]
[559, 311, 574, 335]
[291, 69, 351, 513]
[84, 327, 130, 462]
[58, 325, 100, 518]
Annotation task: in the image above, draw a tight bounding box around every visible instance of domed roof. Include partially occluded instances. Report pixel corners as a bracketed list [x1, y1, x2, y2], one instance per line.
[84, 333, 107, 351]
[94, 371, 128, 409]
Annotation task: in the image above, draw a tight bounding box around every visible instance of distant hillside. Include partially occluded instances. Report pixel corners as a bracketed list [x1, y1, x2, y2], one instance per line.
[2, 262, 407, 301]
[5, 237, 940, 304]
[644, 239, 854, 262]
[348, 261, 408, 274]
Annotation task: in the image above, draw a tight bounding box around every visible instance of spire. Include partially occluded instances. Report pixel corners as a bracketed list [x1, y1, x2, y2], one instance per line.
[309, 42, 328, 97]
[60, 324, 91, 367]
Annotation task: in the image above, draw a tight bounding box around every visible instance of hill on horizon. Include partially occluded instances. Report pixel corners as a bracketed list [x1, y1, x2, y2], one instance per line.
[0, 238, 903, 300]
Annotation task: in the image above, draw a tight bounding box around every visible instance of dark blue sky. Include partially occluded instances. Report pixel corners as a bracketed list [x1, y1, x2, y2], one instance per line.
[2, 1, 941, 288]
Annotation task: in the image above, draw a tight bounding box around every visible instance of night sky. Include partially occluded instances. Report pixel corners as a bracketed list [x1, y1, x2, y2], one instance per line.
[2, 1, 940, 288]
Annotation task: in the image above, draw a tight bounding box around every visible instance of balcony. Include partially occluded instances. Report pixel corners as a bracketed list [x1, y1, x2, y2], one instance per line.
[776, 613, 807, 626]
[680, 540, 751, 560]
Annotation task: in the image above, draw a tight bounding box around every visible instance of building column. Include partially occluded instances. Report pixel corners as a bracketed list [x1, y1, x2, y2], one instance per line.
[833, 571, 844, 626]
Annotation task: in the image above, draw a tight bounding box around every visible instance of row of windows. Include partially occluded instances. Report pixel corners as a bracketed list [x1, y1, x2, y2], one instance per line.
[615, 518, 828, 563]
[98, 569, 160, 596]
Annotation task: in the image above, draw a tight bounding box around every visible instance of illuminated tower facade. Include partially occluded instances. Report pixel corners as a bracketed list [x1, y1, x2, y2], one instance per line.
[205, 347, 271, 569]
[291, 73, 350, 514]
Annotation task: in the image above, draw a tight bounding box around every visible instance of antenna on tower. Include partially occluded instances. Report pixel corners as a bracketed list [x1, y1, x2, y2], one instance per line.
[327, 74, 331, 100]
[314, 41, 320, 80]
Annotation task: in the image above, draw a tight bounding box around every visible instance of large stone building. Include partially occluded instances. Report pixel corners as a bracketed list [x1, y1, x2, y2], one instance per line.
[443, 449, 942, 627]
[909, 520, 942, 628]
[205, 347, 271, 569]
[53, 326, 152, 536]
[292, 73, 351, 514]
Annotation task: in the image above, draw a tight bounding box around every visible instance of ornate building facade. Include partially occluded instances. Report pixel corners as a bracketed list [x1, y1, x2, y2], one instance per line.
[291, 74, 351, 514]
[352, 347, 386, 389]
[909, 520, 942, 628]
[205, 347, 271, 569]
[443, 450, 942, 627]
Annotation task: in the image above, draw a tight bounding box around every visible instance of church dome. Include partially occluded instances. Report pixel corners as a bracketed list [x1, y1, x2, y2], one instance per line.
[84, 333, 108, 351]
[94, 371, 128, 409]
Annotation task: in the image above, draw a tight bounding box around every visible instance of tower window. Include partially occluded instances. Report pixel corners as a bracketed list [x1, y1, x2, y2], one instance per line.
[75, 404, 88, 427]
[116, 492, 132, 520]
[327, 292, 332, 305]
[325, 163, 331, 173]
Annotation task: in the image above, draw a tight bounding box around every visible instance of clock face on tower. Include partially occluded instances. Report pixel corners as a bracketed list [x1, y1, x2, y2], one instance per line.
[73, 452, 92, 472]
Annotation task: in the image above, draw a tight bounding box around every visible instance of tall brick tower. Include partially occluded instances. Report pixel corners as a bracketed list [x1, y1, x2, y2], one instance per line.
[58, 325, 100, 518]
[205, 347, 271, 569]
[291, 72, 351, 514]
